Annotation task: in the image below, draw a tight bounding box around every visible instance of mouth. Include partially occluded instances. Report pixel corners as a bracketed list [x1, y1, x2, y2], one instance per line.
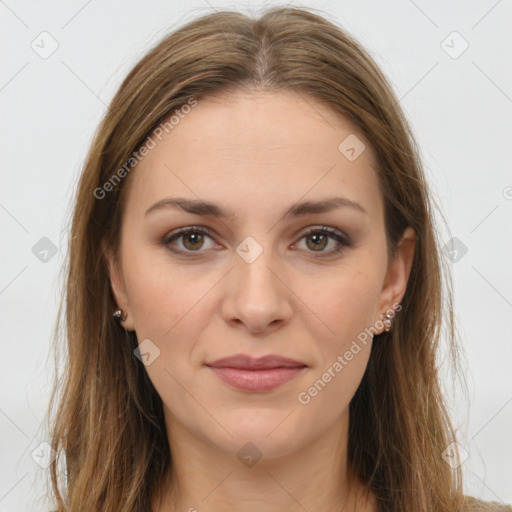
[204, 354, 308, 392]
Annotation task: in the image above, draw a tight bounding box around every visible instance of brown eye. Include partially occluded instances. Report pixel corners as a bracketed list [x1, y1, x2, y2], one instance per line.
[163, 227, 217, 254]
[305, 232, 329, 251]
[182, 231, 205, 251]
[295, 226, 350, 256]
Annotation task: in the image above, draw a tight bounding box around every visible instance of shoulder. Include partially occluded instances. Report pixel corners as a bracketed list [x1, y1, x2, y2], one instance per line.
[463, 495, 512, 512]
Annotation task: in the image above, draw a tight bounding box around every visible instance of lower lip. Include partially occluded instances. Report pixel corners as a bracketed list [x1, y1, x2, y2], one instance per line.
[207, 366, 306, 392]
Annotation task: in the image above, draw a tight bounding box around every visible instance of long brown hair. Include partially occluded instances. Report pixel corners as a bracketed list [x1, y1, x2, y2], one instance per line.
[46, 6, 468, 511]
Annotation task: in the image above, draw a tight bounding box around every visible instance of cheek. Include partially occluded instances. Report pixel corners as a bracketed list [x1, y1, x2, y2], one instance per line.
[299, 265, 383, 354]
[121, 246, 201, 341]
[296, 342, 371, 427]
[294, 270, 379, 417]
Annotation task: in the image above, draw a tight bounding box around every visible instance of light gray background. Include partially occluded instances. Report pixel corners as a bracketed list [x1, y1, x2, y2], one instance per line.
[1, 1, 511, 510]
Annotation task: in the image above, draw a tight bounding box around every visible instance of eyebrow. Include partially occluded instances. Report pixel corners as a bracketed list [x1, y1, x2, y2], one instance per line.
[144, 196, 368, 219]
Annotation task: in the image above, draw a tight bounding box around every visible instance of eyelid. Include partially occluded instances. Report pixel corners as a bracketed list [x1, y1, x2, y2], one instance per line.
[163, 225, 216, 242]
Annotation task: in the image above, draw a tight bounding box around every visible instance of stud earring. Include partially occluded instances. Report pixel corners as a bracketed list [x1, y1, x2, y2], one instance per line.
[382, 312, 394, 332]
[112, 309, 127, 322]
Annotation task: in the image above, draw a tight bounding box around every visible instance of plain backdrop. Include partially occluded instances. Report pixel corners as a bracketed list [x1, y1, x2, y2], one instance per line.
[1, 0, 511, 510]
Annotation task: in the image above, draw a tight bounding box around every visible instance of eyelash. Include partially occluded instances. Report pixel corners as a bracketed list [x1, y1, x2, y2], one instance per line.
[162, 225, 351, 258]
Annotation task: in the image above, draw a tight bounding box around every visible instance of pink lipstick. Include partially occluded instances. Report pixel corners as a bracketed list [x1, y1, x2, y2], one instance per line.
[205, 354, 307, 392]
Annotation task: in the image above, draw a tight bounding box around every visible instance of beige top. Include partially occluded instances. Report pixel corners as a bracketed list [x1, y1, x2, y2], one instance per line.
[464, 496, 512, 511]
[49, 495, 512, 511]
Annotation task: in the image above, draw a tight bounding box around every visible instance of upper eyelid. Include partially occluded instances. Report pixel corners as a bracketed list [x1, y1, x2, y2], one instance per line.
[163, 225, 215, 242]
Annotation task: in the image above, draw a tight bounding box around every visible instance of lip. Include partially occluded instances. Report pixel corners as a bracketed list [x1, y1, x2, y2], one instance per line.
[205, 354, 308, 392]
[206, 354, 306, 370]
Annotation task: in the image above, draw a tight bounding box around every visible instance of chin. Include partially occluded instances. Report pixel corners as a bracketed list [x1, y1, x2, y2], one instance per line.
[210, 411, 303, 460]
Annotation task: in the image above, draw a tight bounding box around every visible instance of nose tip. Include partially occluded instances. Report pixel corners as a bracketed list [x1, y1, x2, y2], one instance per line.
[222, 253, 293, 334]
[233, 316, 282, 334]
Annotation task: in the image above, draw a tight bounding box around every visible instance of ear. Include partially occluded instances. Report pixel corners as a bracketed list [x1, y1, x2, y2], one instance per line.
[375, 226, 416, 329]
[105, 247, 136, 331]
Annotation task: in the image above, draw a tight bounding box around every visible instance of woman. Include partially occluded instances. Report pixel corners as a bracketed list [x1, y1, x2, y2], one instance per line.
[45, 6, 511, 512]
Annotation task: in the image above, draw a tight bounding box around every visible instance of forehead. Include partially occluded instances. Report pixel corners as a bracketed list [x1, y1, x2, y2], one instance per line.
[126, 90, 383, 223]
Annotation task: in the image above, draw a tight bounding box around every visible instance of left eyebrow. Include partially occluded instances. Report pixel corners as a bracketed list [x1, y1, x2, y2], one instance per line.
[283, 196, 368, 218]
[144, 196, 368, 219]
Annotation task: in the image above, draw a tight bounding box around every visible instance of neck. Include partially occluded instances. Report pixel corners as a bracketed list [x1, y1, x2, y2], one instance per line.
[151, 406, 376, 512]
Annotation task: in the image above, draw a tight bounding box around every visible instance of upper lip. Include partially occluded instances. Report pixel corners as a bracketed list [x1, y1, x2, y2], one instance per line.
[205, 354, 307, 370]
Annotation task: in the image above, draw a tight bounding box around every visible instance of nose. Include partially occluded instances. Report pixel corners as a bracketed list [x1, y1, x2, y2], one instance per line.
[221, 244, 293, 335]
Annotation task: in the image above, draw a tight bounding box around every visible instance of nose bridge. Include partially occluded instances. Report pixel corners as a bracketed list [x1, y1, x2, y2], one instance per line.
[223, 234, 292, 332]
[235, 233, 282, 304]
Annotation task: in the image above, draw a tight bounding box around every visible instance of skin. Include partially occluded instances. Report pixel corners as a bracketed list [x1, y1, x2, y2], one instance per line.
[107, 89, 415, 512]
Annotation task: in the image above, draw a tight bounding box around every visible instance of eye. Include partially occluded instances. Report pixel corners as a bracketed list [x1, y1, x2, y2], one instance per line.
[293, 226, 350, 256]
[162, 226, 217, 254]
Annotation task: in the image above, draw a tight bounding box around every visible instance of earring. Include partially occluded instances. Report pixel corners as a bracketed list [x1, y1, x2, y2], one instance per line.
[382, 312, 394, 332]
[113, 309, 127, 322]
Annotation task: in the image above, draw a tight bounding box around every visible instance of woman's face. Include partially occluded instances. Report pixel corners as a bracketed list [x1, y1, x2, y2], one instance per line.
[107, 90, 414, 461]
